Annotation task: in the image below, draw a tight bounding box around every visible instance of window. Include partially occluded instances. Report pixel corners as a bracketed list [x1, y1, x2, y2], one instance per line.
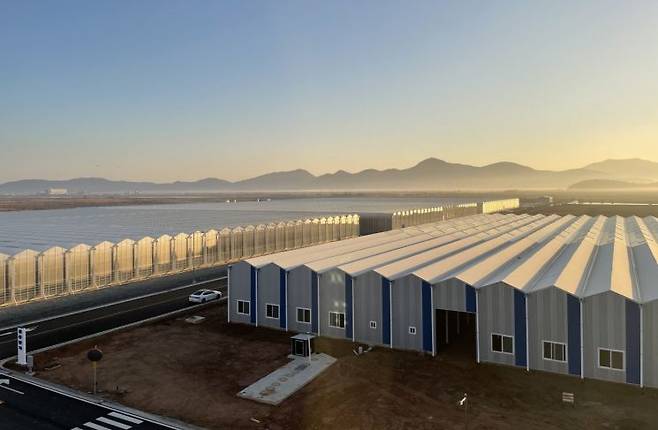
[599, 348, 624, 370]
[266, 304, 279, 319]
[296, 307, 311, 324]
[237, 300, 250, 315]
[408, 326, 417, 335]
[329, 312, 345, 329]
[369, 321, 377, 329]
[543, 341, 566, 362]
[491, 333, 514, 354]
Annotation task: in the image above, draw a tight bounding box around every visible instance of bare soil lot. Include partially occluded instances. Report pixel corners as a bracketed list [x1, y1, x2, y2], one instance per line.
[32, 306, 658, 429]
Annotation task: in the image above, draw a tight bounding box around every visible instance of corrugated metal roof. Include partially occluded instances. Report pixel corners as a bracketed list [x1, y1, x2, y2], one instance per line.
[246, 227, 406, 268]
[246, 213, 658, 304]
[304, 233, 434, 273]
[634, 217, 658, 302]
[249, 214, 496, 271]
[422, 214, 658, 304]
[305, 215, 502, 273]
[457, 215, 578, 288]
[503, 215, 594, 292]
[373, 214, 537, 280]
[413, 215, 559, 285]
[338, 215, 517, 277]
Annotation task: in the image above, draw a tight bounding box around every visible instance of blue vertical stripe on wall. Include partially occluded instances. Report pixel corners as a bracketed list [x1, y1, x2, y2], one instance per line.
[626, 300, 641, 385]
[465, 285, 477, 313]
[250, 267, 256, 324]
[345, 275, 353, 339]
[311, 271, 319, 333]
[279, 269, 287, 329]
[513, 290, 527, 367]
[422, 281, 433, 353]
[382, 278, 391, 345]
[567, 294, 581, 376]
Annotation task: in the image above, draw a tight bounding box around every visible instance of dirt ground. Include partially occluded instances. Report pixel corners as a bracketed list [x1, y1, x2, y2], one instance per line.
[32, 306, 658, 430]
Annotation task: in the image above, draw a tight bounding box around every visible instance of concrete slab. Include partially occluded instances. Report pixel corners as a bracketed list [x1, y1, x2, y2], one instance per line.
[238, 353, 336, 405]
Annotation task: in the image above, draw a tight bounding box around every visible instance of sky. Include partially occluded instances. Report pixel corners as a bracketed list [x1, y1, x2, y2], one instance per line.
[1, 0, 658, 182]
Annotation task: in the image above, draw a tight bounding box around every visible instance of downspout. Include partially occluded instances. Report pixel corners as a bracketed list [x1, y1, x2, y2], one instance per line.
[227, 265, 231, 323]
[476, 288, 481, 364]
[640, 304, 644, 388]
[255, 268, 259, 327]
[285, 271, 289, 332]
[351, 278, 355, 342]
[389, 279, 393, 349]
[432, 286, 436, 356]
[525, 292, 530, 372]
[579, 299, 585, 379]
[317, 272, 321, 337]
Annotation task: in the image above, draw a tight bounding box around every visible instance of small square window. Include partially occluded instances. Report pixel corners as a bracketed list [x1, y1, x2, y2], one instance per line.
[611, 351, 624, 370]
[492, 334, 513, 354]
[266, 304, 279, 319]
[329, 312, 345, 329]
[296, 307, 311, 324]
[369, 321, 377, 329]
[554, 344, 565, 362]
[543, 341, 552, 360]
[599, 349, 611, 368]
[542, 341, 566, 362]
[237, 300, 250, 315]
[599, 348, 624, 370]
[408, 326, 417, 335]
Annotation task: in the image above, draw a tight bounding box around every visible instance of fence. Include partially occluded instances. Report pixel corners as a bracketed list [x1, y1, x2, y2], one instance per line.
[0, 214, 359, 307]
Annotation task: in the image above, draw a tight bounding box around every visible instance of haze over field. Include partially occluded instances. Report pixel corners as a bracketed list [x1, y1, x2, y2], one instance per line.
[2, 1, 658, 183]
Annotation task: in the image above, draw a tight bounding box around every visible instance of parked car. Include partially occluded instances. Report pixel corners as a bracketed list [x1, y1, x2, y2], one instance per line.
[189, 289, 223, 303]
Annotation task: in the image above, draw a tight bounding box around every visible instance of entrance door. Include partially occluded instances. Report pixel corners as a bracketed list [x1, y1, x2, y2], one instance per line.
[435, 309, 476, 359]
[293, 339, 306, 356]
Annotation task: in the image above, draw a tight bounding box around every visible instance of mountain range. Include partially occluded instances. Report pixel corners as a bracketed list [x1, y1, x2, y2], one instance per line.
[2, 158, 658, 194]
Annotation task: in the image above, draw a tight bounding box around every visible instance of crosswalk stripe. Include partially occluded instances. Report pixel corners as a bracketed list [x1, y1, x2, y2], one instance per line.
[84, 422, 112, 430]
[97, 416, 132, 429]
[107, 412, 144, 424]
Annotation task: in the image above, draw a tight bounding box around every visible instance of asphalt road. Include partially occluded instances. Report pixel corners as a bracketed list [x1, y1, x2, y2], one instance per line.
[0, 374, 179, 429]
[0, 278, 227, 360]
[0, 272, 228, 429]
[0, 265, 227, 329]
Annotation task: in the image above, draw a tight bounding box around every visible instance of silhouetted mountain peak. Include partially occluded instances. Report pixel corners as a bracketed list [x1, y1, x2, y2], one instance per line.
[2, 157, 657, 193]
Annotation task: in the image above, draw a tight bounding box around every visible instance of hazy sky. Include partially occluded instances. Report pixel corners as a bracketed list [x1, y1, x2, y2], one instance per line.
[2, 0, 658, 182]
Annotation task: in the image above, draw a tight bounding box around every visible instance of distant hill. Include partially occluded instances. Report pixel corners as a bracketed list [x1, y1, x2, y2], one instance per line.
[1, 157, 656, 194]
[0, 177, 233, 195]
[569, 179, 658, 190]
[584, 159, 658, 182]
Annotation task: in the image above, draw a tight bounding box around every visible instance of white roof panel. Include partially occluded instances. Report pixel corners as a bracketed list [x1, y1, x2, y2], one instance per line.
[375, 214, 536, 280]
[460, 215, 577, 288]
[413, 215, 559, 285]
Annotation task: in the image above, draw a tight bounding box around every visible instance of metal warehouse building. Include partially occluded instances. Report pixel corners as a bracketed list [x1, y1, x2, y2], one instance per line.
[228, 214, 658, 388]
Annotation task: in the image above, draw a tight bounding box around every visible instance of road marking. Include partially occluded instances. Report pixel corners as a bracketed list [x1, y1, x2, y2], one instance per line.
[83, 422, 112, 430]
[96, 416, 132, 429]
[0, 385, 24, 395]
[108, 411, 144, 424]
[0, 378, 24, 395]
